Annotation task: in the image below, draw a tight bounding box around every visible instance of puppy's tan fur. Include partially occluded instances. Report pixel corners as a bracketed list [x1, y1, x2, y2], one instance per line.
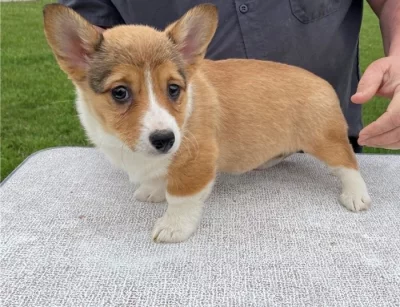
[43, 3, 371, 243]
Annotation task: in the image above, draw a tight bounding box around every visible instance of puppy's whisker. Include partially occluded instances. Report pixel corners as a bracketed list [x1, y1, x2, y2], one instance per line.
[184, 132, 199, 161]
[186, 131, 199, 151]
[184, 135, 199, 162]
[182, 136, 193, 159]
[169, 175, 183, 191]
[184, 131, 199, 153]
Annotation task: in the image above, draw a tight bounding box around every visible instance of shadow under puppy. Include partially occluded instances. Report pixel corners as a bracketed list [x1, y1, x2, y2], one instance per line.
[43, 3, 372, 243]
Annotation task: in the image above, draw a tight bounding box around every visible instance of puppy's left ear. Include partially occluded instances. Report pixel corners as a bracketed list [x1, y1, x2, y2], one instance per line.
[165, 4, 218, 65]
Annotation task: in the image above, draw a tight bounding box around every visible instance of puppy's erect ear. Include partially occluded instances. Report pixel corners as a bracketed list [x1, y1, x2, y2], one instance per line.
[43, 4, 102, 81]
[165, 4, 218, 65]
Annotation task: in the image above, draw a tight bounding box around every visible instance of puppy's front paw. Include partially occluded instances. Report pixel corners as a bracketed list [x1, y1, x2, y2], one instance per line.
[134, 184, 166, 203]
[152, 214, 197, 243]
[339, 179, 372, 212]
[340, 190, 371, 212]
[334, 168, 372, 212]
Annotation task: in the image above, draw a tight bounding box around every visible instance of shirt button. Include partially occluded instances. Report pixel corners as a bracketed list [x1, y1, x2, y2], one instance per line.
[239, 4, 248, 13]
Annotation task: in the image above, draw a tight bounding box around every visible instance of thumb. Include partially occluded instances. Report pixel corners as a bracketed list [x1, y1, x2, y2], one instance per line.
[351, 59, 387, 104]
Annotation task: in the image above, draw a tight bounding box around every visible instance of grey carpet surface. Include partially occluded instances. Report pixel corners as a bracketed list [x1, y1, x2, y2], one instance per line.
[1, 147, 400, 307]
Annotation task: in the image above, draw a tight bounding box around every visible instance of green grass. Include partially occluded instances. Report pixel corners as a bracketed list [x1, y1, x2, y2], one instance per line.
[1, 1, 399, 181]
[1, 0, 88, 181]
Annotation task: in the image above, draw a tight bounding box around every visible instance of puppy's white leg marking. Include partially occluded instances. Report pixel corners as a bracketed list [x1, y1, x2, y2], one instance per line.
[152, 181, 214, 243]
[134, 179, 166, 203]
[333, 167, 371, 212]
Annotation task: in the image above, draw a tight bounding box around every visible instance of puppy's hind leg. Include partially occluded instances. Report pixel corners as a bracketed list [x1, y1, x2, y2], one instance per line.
[305, 136, 371, 212]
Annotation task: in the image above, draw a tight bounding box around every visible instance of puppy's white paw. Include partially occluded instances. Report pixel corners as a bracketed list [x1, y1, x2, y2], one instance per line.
[340, 190, 371, 212]
[134, 184, 166, 203]
[152, 182, 210, 243]
[152, 214, 197, 243]
[334, 167, 372, 212]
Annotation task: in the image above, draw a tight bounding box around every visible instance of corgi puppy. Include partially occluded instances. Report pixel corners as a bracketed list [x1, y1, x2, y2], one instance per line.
[43, 3, 371, 243]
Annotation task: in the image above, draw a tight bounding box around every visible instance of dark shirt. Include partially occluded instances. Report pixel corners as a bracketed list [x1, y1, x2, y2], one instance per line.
[59, 0, 364, 148]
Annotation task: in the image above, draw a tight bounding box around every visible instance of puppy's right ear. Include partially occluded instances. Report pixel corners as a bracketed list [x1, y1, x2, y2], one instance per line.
[43, 4, 102, 81]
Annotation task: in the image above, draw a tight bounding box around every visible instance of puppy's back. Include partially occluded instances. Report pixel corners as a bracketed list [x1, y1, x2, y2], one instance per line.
[199, 59, 348, 173]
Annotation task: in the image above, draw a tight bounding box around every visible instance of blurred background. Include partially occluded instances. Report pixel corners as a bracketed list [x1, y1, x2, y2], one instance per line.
[1, 0, 399, 181]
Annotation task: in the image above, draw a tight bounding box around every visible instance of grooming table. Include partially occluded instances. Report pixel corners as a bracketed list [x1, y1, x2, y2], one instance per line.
[1, 147, 399, 306]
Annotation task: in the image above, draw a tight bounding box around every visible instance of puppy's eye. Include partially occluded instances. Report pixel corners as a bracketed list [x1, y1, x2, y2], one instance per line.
[168, 84, 180, 101]
[111, 86, 131, 103]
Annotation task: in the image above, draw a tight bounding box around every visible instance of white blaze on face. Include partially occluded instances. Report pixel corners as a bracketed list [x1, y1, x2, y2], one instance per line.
[135, 69, 181, 154]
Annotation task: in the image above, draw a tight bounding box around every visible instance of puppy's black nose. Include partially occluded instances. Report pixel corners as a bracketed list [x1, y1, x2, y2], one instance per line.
[149, 130, 175, 153]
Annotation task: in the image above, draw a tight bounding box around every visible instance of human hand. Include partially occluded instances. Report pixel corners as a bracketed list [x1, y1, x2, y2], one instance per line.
[351, 56, 400, 149]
